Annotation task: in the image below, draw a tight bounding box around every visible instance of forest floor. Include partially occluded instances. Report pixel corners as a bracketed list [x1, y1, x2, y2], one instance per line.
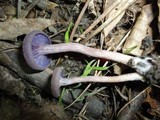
[0, 0, 160, 120]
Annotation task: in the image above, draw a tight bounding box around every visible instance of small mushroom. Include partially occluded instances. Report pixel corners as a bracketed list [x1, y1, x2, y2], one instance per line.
[51, 67, 144, 97]
[23, 30, 155, 77]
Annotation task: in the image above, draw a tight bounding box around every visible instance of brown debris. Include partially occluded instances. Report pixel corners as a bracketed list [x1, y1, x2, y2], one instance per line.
[123, 4, 156, 56]
[0, 18, 55, 40]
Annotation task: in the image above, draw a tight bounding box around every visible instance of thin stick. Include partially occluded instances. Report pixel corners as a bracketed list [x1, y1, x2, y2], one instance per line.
[114, 29, 131, 52]
[70, 0, 91, 41]
[64, 84, 92, 109]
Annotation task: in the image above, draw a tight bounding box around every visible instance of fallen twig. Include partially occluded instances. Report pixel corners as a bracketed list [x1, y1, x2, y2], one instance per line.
[70, 0, 91, 41]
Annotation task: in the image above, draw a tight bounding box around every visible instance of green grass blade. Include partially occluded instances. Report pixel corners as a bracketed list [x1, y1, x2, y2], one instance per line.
[123, 46, 137, 54]
[64, 22, 73, 43]
[81, 60, 96, 76]
[58, 87, 66, 105]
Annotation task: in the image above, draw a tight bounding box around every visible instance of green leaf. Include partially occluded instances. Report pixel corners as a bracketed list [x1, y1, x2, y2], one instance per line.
[91, 63, 116, 71]
[81, 60, 97, 76]
[58, 87, 66, 105]
[81, 60, 115, 76]
[91, 66, 110, 71]
[64, 22, 73, 43]
[123, 46, 137, 54]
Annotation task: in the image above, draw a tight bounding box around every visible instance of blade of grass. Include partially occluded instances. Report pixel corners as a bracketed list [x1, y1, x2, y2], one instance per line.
[58, 87, 66, 105]
[81, 60, 97, 76]
[72, 60, 97, 88]
[64, 21, 73, 43]
[123, 45, 137, 54]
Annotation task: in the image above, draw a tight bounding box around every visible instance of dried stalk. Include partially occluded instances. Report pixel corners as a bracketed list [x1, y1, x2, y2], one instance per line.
[75, 0, 121, 42]
[0, 50, 52, 91]
[83, 0, 137, 43]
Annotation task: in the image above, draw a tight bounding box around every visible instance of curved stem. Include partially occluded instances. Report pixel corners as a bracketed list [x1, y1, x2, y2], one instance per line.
[38, 43, 133, 65]
[60, 72, 144, 86]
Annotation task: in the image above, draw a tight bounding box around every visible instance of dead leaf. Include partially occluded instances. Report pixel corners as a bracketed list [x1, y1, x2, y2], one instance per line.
[122, 4, 156, 56]
[144, 87, 158, 116]
[2, 4, 16, 16]
[0, 18, 55, 40]
[36, 0, 58, 12]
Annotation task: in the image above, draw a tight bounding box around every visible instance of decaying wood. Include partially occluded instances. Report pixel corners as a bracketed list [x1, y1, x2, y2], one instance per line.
[0, 41, 19, 52]
[0, 18, 55, 40]
[0, 65, 25, 97]
[122, 4, 156, 56]
[0, 50, 53, 92]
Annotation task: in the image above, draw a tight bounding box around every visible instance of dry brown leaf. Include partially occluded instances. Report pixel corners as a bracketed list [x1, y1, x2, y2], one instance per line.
[0, 18, 55, 40]
[2, 4, 16, 16]
[37, 0, 58, 11]
[122, 4, 155, 56]
[144, 87, 158, 116]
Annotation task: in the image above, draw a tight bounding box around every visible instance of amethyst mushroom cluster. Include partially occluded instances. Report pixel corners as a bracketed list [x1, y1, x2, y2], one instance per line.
[23, 30, 158, 97]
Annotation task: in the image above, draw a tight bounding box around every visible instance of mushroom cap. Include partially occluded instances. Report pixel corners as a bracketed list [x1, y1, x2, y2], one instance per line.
[23, 30, 51, 70]
[51, 67, 64, 97]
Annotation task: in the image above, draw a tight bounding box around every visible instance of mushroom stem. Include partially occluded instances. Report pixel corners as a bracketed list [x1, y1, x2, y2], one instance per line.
[38, 43, 133, 65]
[61, 73, 143, 85]
[37, 43, 154, 76]
[51, 67, 144, 97]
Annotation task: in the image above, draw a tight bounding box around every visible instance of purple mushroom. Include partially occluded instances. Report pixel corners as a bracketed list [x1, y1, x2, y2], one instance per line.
[23, 30, 154, 75]
[22, 30, 159, 98]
